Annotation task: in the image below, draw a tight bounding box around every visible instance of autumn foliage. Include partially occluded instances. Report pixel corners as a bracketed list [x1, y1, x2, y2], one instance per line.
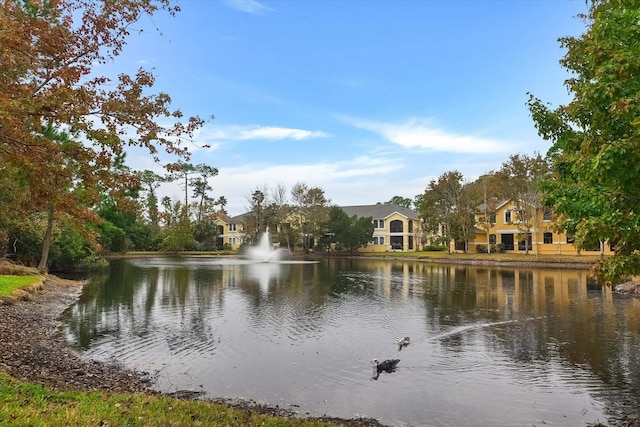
[0, 0, 205, 269]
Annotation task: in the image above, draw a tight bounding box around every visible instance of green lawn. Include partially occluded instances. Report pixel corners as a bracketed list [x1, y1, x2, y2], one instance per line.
[0, 373, 339, 427]
[0, 275, 41, 297]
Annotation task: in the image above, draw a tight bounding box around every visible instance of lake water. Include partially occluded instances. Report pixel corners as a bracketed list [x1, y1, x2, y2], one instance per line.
[61, 257, 640, 426]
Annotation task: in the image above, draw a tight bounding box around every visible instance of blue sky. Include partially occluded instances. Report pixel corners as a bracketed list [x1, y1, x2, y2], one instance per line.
[108, 0, 589, 216]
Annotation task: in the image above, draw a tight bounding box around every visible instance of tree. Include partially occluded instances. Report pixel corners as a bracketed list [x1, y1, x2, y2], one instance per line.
[385, 196, 413, 209]
[138, 170, 166, 228]
[290, 182, 330, 251]
[474, 172, 505, 254]
[165, 162, 218, 221]
[0, 166, 29, 257]
[448, 181, 480, 253]
[270, 183, 292, 250]
[0, 0, 206, 267]
[215, 196, 228, 215]
[32, 124, 101, 270]
[190, 164, 218, 222]
[497, 154, 551, 255]
[419, 171, 463, 252]
[244, 186, 269, 243]
[96, 154, 153, 253]
[160, 199, 193, 253]
[323, 207, 373, 253]
[528, 0, 640, 282]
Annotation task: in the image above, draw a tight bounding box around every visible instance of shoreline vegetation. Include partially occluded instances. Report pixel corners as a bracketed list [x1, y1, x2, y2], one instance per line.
[1, 255, 638, 426]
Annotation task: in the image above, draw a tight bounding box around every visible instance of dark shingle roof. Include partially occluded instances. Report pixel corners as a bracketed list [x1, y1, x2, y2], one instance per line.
[227, 212, 251, 224]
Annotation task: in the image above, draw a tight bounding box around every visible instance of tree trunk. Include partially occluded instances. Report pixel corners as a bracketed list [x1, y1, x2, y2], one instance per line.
[37, 204, 55, 272]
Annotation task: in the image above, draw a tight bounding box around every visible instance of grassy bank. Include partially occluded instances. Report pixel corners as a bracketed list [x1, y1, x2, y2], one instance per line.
[0, 372, 343, 427]
[0, 275, 41, 297]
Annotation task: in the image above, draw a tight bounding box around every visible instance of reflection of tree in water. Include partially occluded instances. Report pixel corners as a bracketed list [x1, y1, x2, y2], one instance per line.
[160, 266, 226, 356]
[64, 260, 154, 349]
[64, 260, 226, 356]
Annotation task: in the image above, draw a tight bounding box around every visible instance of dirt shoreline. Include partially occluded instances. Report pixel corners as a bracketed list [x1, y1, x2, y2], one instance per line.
[0, 276, 155, 394]
[0, 275, 385, 426]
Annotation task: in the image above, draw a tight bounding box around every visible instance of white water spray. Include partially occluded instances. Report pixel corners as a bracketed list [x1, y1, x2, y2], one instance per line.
[245, 232, 286, 262]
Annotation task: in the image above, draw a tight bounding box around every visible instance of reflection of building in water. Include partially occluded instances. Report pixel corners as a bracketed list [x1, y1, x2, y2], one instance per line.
[470, 268, 597, 315]
[360, 261, 618, 317]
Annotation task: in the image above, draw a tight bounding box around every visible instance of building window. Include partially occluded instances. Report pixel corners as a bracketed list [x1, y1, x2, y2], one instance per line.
[518, 236, 532, 251]
[229, 224, 237, 232]
[489, 213, 496, 225]
[373, 219, 385, 229]
[543, 207, 553, 221]
[489, 234, 496, 245]
[390, 220, 403, 233]
[408, 220, 413, 233]
[567, 234, 575, 244]
[372, 236, 385, 245]
[505, 211, 512, 223]
[501, 233, 515, 251]
[543, 232, 553, 244]
[229, 237, 236, 245]
[390, 236, 403, 249]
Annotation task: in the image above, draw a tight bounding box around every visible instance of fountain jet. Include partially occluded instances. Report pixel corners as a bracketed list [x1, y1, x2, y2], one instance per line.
[245, 232, 286, 262]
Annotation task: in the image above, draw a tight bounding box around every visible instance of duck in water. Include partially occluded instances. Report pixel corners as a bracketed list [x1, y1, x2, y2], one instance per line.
[397, 336, 410, 350]
[371, 358, 400, 380]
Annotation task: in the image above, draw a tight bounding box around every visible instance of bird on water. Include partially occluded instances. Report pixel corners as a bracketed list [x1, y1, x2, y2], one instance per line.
[372, 358, 400, 373]
[397, 336, 410, 349]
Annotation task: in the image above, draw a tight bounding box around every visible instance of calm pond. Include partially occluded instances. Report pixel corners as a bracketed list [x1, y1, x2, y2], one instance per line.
[61, 257, 640, 426]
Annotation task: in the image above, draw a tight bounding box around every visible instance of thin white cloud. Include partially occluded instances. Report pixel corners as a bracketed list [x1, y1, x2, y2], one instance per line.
[238, 126, 327, 140]
[156, 155, 406, 215]
[223, 0, 273, 14]
[346, 117, 513, 154]
[202, 124, 328, 141]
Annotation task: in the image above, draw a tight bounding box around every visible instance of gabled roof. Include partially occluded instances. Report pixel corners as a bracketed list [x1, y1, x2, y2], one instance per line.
[476, 199, 511, 212]
[212, 212, 232, 223]
[227, 212, 251, 224]
[340, 204, 419, 220]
